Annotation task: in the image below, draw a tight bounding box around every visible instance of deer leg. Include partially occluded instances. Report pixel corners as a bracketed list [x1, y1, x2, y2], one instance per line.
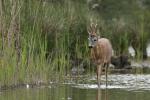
[97, 65, 102, 88]
[105, 63, 109, 88]
[97, 88, 102, 100]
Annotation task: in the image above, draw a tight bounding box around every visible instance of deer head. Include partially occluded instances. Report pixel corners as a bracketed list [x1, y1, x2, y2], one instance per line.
[88, 23, 98, 48]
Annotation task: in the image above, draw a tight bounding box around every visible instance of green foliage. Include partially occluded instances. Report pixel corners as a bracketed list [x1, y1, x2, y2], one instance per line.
[0, 0, 150, 87]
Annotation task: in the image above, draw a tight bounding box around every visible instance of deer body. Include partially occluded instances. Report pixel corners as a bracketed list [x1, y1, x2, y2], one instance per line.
[91, 38, 112, 64]
[88, 23, 112, 87]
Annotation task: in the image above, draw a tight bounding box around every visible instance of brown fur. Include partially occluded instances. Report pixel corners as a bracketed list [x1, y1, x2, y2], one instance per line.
[92, 37, 112, 87]
[88, 23, 112, 87]
[91, 38, 112, 65]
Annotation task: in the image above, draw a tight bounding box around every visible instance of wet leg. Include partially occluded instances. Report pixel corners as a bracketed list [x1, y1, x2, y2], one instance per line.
[105, 63, 109, 88]
[97, 65, 102, 88]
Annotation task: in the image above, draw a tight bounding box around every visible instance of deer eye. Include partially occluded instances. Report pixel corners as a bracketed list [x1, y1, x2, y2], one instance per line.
[94, 39, 97, 41]
[91, 35, 95, 37]
[93, 37, 97, 41]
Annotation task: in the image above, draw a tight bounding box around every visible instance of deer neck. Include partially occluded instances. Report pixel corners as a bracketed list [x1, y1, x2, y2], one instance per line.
[92, 40, 99, 51]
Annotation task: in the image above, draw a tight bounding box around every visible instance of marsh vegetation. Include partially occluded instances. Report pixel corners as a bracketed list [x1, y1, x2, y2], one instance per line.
[0, 0, 150, 88]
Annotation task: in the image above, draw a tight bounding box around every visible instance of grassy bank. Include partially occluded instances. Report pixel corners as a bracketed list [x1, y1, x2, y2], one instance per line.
[0, 0, 150, 87]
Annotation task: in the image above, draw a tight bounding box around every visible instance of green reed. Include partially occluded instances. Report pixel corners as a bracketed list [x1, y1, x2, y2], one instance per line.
[0, 0, 150, 87]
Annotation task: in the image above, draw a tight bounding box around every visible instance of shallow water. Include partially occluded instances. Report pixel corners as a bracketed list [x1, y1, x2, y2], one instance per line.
[1, 74, 150, 100]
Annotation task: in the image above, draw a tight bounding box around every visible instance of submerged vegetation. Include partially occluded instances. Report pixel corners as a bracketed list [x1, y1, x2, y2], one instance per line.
[0, 0, 150, 87]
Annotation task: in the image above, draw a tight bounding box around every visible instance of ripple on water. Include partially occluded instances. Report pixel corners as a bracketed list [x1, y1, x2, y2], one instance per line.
[72, 74, 150, 90]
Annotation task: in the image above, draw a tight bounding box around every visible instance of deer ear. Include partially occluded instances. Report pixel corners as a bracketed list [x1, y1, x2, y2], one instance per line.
[88, 30, 91, 34]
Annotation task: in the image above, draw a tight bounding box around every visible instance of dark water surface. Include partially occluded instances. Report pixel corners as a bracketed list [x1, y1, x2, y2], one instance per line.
[1, 74, 150, 100]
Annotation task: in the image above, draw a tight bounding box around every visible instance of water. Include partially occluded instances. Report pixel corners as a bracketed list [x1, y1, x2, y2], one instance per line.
[1, 74, 150, 100]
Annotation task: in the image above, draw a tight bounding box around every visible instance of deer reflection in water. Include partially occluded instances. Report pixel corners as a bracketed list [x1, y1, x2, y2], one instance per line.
[96, 88, 108, 100]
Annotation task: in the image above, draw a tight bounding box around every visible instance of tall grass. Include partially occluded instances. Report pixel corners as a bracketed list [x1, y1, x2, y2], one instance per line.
[0, 0, 150, 87]
[0, 0, 89, 86]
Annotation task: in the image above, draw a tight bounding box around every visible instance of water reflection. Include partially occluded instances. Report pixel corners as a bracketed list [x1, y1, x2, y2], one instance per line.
[1, 74, 150, 100]
[96, 89, 102, 100]
[1, 84, 150, 100]
[96, 88, 108, 100]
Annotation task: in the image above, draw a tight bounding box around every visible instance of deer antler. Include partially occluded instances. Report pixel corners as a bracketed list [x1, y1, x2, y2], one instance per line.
[87, 19, 98, 35]
[90, 22, 97, 35]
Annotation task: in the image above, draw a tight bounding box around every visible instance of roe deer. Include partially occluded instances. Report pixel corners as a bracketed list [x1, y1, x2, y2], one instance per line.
[88, 23, 112, 87]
